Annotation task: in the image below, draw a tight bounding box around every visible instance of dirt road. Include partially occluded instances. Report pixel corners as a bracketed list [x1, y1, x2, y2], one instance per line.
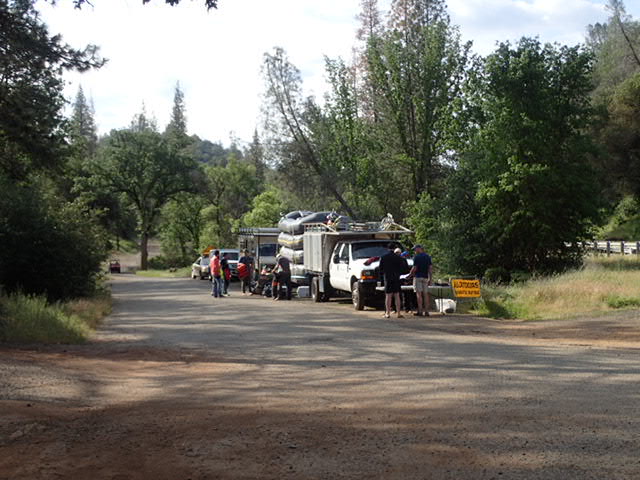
[1, 275, 640, 479]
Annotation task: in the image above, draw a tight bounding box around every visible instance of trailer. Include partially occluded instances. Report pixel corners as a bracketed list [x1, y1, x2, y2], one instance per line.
[237, 227, 280, 278]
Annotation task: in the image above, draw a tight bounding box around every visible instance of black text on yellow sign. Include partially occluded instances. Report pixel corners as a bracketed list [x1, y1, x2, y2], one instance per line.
[452, 279, 481, 298]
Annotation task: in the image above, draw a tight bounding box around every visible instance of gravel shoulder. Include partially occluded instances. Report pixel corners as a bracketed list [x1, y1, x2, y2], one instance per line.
[1, 274, 639, 479]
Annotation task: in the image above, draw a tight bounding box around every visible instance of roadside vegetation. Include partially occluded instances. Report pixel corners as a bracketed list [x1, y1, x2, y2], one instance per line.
[0, 291, 112, 344]
[474, 255, 640, 320]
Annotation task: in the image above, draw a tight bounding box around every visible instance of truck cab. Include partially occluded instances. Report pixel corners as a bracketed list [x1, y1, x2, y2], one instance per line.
[329, 239, 408, 309]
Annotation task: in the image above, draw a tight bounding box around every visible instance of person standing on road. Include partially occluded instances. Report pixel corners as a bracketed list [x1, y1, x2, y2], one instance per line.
[238, 249, 254, 295]
[221, 252, 231, 296]
[409, 244, 432, 316]
[379, 244, 408, 319]
[210, 250, 223, 298]
[274, 254, 292, 301]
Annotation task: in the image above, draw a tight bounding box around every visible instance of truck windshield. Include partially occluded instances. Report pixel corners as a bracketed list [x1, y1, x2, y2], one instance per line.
[352, 241, 403, 259]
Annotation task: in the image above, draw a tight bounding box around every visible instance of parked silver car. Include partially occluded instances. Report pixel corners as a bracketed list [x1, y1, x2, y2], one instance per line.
[191, 255, 210, 280]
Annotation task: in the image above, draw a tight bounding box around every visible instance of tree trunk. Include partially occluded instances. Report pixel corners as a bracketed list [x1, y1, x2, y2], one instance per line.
[140, 231, 149, 270]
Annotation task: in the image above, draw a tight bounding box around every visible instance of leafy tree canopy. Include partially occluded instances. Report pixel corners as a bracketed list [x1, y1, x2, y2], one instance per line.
[0, 0, 104, 180]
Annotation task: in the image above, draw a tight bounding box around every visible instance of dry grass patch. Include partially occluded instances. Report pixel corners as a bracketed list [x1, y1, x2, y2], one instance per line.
[474, 256, 640, 320]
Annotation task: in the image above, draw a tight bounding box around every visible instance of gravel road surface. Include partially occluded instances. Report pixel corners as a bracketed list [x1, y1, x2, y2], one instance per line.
[1, 274, 639, 479]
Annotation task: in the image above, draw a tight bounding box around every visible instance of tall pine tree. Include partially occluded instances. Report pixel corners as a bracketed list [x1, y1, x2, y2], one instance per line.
[69, 85, 98, 157]
[164, 82, 190, 150]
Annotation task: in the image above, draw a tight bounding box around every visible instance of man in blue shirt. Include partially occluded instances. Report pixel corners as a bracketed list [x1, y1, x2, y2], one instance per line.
[409, 244, 432, 316]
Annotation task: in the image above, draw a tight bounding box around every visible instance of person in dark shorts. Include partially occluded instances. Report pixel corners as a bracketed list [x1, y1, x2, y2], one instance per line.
[379, 243, 408, 318]
[409, 244, 433, 316]
[274, 254, 292, 300]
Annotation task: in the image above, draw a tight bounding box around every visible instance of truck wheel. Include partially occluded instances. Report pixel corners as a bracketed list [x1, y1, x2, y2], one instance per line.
[352, 282, 365, 311]
[311, 277, 322, 303]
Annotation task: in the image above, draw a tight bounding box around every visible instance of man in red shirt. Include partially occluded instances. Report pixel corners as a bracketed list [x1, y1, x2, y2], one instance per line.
[210, 250, 223, 298]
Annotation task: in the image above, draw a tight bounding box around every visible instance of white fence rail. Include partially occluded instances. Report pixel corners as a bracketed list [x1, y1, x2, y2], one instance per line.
[584, 241, 640, 255]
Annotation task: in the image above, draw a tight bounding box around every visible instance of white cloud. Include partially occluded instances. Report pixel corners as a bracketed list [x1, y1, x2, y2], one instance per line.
[447, 0, 610, 54]
[36, 0, 640, 145]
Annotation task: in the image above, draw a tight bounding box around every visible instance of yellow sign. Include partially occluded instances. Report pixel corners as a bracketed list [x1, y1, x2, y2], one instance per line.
[202, 245, 216, 255]
[452, 279, 481, 298]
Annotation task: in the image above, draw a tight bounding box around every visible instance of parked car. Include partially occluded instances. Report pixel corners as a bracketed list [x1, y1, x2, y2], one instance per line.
[109, 259, 121, 274]
[191, 255, 211, 280]
[220, 249, 240, 279]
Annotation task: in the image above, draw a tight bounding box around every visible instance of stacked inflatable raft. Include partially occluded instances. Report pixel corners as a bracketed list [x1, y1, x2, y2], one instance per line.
[277, 211, 331, 280]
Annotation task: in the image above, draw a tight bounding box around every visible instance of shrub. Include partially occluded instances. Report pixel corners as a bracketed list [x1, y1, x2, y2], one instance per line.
[484, 267, 510, 284]
[605, 295, 640, 309]
[510, 270, 532, 283]
[147, 255, 170, 270]
[0, 292, 89, 344]
[0, 177, 107, 300]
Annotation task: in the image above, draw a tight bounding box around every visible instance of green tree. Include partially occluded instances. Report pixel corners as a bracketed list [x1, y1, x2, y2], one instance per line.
[159, 192, 207, 265]
[245, 129, 266, 184]
[69, 85, 98, 157]
[241, 186, 292, 228]
[599, 73, 640, 199]
[0, 0, 103, 180]
[355, 0, 383, 120]
[164, 81, 190, 151]
[94, 114, 196, 269]
[587, 3, 640, 207]
[262, 47, 356, 217]
[588, 0, 640, 101]
[202, 157, 259, 246]
[440, 39, 600, 276]
[314, 57, 388, 219]
[63, 85, 99, 197]
[366, 0, 471, 200]
[0, 175, 107, 300]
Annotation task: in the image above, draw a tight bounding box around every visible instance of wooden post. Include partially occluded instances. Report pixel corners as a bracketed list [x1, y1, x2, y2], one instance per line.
[621, 240, 625, 255]
[606, 241, 611, 257]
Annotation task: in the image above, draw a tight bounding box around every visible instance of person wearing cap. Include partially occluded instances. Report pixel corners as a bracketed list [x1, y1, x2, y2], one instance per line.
[379, 244, 409, 318]
[409, 244, 432, 316]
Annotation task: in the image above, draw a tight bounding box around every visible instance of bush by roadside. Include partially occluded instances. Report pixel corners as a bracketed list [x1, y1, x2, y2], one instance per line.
[472, 255, 640, 320]
[0, 291, 112, 344]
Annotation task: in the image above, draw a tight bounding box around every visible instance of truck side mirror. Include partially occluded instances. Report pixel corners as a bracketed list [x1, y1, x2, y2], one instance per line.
[333, 253, 340, 264]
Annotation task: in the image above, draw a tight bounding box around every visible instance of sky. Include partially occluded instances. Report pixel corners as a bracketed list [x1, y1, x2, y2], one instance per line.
[36, 0, 640, 147]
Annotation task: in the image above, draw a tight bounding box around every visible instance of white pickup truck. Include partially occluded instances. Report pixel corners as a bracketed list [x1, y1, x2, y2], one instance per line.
[302, 221, 412, 309]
